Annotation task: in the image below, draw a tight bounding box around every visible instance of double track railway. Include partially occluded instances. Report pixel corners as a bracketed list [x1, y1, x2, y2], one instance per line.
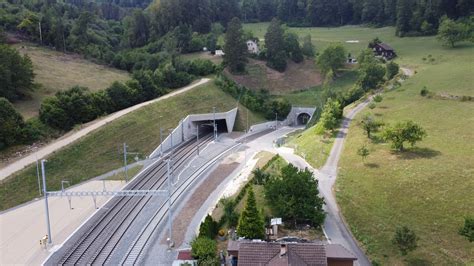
[54, 134, 213, 265]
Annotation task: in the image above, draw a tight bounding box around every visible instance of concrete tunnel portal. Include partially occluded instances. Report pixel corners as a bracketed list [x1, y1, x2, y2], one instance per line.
[149, 108, 238, 158]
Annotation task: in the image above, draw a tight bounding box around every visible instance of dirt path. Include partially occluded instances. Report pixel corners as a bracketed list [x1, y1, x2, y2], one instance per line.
[400, 67, 415, 77]
[0, 78, 210, 180]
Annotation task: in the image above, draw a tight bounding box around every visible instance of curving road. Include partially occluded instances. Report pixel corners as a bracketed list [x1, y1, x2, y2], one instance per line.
[0, 78, 210, 180]
[278, 99, 373, 266]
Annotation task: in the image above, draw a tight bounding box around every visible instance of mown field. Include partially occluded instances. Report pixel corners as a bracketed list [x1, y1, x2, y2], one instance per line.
[267, 24, 474, 264]
[0, 82, 265, 211]
[12, 42, 130, 118]
[334, 43, 474, 264]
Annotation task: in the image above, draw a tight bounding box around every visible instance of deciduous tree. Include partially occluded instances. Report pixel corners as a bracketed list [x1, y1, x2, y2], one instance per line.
[383, 120, 427, 151]
[316, 43, 346, 76]
[360, 113, 383, 139]
[264, 164, 325, 228]
[437, 17, 469, 47]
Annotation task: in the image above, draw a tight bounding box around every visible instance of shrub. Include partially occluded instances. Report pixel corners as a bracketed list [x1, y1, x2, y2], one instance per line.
[386, 61, 399, 79]
[368, 102, 376, 109]
[189, 59, 216, 76]
[420, 87, 430, 97]
[191, 237, 218, 264]
[459, 217, 474, 242]
[392, 226, 418, 255]
[0, 97, 24, 149]
[199, 214, 218, 239]
[40, 86, 101, 130]
[373, 95, 383, 102]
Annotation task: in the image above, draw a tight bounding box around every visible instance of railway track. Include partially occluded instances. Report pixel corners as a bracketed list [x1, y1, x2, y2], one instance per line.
[120, 140, 242, 265]
[55, 134, 213, 265]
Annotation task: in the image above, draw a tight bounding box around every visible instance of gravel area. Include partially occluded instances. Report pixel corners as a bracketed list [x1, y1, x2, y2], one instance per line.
[161, 161, 240, 247]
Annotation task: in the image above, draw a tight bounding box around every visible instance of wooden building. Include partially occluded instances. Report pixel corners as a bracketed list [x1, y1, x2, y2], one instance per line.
[373, 43, 396, 60]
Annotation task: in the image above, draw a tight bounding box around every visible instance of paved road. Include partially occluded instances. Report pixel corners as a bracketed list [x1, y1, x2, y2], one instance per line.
[277, 99, 372, 266]
[0, 78, 210, 180]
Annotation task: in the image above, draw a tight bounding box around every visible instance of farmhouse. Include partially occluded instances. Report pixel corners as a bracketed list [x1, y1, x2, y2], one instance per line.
[373, 43, 396, 60]
[246, 40, 259, 54]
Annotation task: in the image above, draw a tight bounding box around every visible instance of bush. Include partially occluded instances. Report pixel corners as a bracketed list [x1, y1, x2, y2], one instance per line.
[267, 51, 287, 72]
[386, 61, 399, 79]
[420, 87, 430, 96]
[189, 59, 216, 76]
[368, 102, 376, 109]
[392, 226, 418, 255]
[459, 217, 474, 242]
[106, 81, 139, 112]
[0, 97, 24, 149]
[373, 95, 383, 102]
[40, 86, 102, 130]
[264, 98, 292, 121]
[191, 237, 218, 264]
[199, 214, 218, 239]
[153, 63, 192, 89]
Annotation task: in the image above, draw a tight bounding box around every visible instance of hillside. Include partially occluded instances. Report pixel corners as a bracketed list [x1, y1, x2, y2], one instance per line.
[280, 25, 474, 264]
[0, 81, 265, 211]
[12, 42, 130, 118]
[225, 58, 323, 94]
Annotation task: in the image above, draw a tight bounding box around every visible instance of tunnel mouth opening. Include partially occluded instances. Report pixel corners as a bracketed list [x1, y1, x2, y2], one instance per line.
[192, 119, 228, 136]
[297, 113, 311, 125]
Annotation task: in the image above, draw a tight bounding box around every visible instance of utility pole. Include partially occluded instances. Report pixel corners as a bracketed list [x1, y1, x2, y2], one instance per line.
[275, 113, 278, 130]
[196, 126, 200, 156]
[213, 107, 217, 140]
[159, 115, 163, 157]
[123, 143, 128, 182]
[36, 155, 41, 196]
[38, 21, 43, 45]
[166, 159, 174, 249]
[246, 108, 249, 134]
[41, 160, 52, 244]
[160, 127, 163, 157]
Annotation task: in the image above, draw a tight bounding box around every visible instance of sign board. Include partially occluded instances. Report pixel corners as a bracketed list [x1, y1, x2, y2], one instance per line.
[271, 218, 282, 226]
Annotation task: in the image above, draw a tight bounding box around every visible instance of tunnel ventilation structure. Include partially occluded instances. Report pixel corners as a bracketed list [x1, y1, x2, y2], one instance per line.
[149, 108, 237, 158]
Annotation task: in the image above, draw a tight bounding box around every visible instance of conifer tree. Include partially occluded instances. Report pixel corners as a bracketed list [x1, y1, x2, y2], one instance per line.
[265, 18, 287, 71]
[237, 186, 265, 239]
[223, 17, 247, 73]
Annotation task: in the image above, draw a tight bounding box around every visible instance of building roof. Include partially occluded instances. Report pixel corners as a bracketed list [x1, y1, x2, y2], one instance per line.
[176, 250, 193, 260]
[237, 242, 327, 266]
[376, 43, 394, 51]
[325, 244, 357, 260]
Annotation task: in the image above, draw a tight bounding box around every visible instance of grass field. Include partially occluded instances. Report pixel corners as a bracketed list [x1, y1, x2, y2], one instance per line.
[12, 42, 130, 118]
[333, 41, 474, 263]
[255, 23, 474, 264]
[0, 82, 265, 211]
